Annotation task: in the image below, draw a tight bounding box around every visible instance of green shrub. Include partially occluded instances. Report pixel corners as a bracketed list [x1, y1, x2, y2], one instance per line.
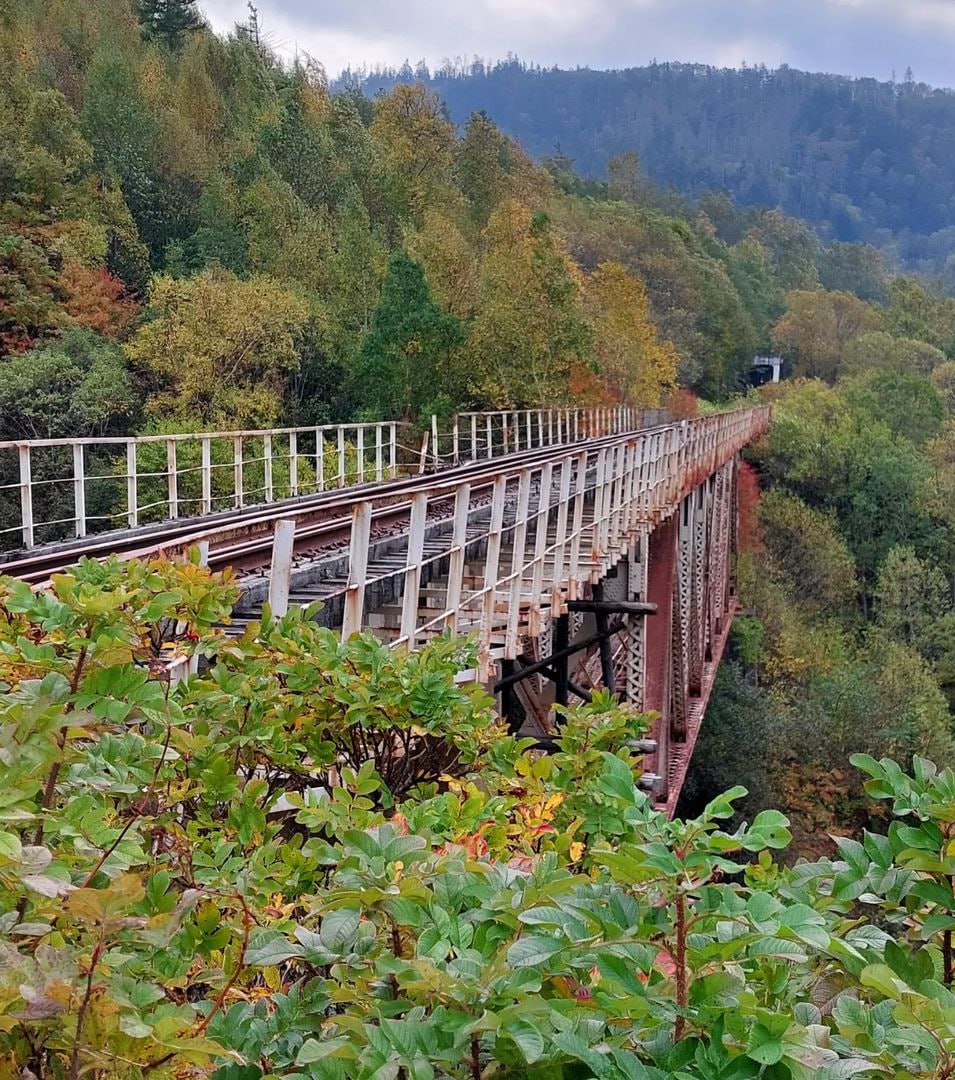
[1, 558, 955, 1078]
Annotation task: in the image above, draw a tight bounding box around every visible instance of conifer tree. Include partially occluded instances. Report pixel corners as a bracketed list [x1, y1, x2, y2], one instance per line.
[137, 0, 204, 50]
[354, 252, 463, 420]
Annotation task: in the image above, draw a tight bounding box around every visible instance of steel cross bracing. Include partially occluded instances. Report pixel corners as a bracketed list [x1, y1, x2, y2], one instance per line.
[4, 406, 770, 814]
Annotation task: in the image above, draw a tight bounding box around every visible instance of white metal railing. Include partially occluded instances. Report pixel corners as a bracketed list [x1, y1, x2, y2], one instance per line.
[428, 406, 669, 465]
[0, 407, 663, 552]
[0, 422, 404, 550]
[339, 408, 770, 676]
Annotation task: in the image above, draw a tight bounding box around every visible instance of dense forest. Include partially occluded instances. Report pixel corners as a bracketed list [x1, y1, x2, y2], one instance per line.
[349, 59, 955, 285]
[684, 370, 955, 849]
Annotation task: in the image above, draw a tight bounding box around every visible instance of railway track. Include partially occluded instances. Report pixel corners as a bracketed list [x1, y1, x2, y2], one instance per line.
[0, 425, 671, 587]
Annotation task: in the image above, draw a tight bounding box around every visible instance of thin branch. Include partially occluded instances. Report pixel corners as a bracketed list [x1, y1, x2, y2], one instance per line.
[68, 939, 103, 1080]
[196, 893, 253, 1033]
[80, 711, 173, 888]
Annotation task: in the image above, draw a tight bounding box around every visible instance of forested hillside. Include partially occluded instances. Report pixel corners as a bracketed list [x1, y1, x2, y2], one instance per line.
[5, 0, 952, 452]
[350, 60, 955, 284]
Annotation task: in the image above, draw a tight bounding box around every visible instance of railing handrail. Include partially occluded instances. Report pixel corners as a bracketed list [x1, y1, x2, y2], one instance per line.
[0, 406, 754, 552]
[0, 419, 405, 452]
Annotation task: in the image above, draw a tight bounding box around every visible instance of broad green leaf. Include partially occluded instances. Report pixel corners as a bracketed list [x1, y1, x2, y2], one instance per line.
[507, 1020, 545, 1064]
[244, 930, 304, 967]
[0, 832, 22, 862]
[507, 935, 564, 967]
[296, 1037, 357, 1064]
[321, 908, 361, 951]
[860, 964, 903, 1001]
[747, 1023, 785, 1066]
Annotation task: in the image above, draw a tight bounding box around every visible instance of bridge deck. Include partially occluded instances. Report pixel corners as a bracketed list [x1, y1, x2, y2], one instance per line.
[3, 405, 771, 813]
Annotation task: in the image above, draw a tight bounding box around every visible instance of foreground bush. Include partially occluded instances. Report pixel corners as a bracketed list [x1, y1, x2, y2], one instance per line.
[1, 557, 955, 1077]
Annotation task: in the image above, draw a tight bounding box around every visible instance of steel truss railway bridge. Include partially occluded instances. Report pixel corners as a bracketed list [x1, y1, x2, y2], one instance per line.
[0, 405, 770, 814]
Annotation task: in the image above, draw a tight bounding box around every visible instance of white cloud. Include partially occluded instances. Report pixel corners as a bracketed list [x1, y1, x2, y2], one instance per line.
[198, 0, 955, 87]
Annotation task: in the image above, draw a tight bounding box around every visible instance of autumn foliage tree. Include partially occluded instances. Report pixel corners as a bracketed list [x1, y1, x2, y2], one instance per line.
[771, 288, 881, 381]
[585, 260, 678, 405]
[60, 262, 138, 337]
[469, 201, 591, 407]
[370, 83, 457, 219]
[125, 269, 309, 428]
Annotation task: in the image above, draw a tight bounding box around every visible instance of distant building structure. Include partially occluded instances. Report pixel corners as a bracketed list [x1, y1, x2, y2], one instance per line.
[751, 355, 782, 386]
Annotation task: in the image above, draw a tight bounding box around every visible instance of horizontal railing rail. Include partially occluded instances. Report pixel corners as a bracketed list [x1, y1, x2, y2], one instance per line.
[0, 421, 405, 551]
[0, 406, 659, 552]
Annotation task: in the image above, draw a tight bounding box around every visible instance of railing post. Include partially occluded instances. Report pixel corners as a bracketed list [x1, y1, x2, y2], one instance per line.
[267, 519, 296, 618]
[375, 424, 384, 482]
[505, 469, 533, 658]
[337, 427, 346, 488]
[528, 461, 553, 638]
[166, 438, 178, 520]
[390, 422, 398, 477]
[486, 415, 493, 459]
[550, 456, 573, 613]
[431, 414, 440, 467]
[592, 447, 611, 572]
[568, 450, 588, 600]
[233, 435, 244, 508]
[72, 443, 86, 539]
[609, 442, 630, 552]
[289, 431, 299, 497]
[263, 434, 273, 502]
[18, 444, 33, 548]
[470, 414, 478, 462]
[357, 425, 365, 484]
[445, 482, 471, 635]
[314, 428, 325, 491]
[126, 440, 138, 529]
[400, 493, 429, 648]
[201, 438, 212, 514]
[187, 541, 210, 678]
[479, 476, 507, 680]
[452, 415, 460, 465]
[341, 501, 372, 640]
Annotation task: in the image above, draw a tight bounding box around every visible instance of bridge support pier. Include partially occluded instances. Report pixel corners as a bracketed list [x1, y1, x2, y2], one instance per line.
[489, 453, 741, 815]
[637, 456, 739, 814]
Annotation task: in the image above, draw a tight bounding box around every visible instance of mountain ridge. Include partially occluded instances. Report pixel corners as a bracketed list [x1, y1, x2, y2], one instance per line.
[340, 59, 955, 281]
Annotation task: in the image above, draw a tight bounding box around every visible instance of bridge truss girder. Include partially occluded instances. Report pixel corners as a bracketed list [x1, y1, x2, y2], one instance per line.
[493, 456, 739, 817]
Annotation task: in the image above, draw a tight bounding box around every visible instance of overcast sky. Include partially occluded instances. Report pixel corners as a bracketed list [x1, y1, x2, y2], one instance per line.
[199, 0, 955, 88]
